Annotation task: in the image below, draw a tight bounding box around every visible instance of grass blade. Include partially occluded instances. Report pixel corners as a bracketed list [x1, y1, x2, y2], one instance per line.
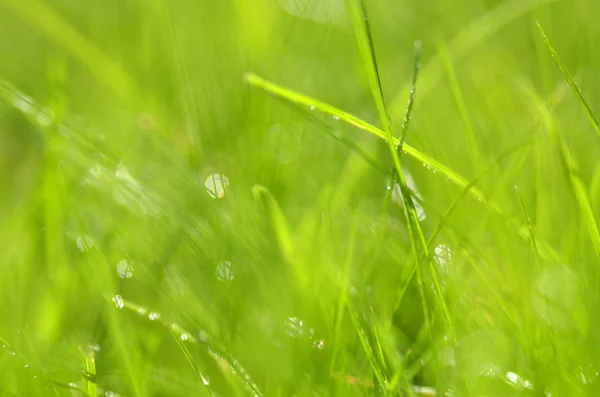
[397, 41, 421, 157]
[514, 185, 540, 273]
[438, 44, 485, 177]
[518, 81, 600, 258]
[109, 294, 266, 396]
[345, 0, 446, 348]
[344, 17, 458, 397]
[345, 300, 387, 388]
[388, 0, 560, 120]
[245, 72, 485, 205]
[170, 329, 215, 396]
[251, 185, 295, 264]
[81, 346, 97, 397]
[245, 72, 564, 264]
[344, 0, 390, 136]
[537, 22, 600, 137]
[0, 0, 138, 103]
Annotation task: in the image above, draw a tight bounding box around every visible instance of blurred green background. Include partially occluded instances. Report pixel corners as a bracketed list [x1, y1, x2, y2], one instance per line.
[1, 0, 600, 395]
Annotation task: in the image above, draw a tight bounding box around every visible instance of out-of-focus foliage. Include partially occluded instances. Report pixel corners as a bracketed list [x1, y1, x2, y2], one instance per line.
[1, 0, 600, 395]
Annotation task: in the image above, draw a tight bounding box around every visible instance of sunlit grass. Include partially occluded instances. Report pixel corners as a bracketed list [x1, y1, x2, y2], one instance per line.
[1, 0, 600, 396]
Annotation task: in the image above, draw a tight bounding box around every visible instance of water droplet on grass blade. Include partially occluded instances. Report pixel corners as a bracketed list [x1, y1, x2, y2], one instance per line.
[77, 235, 93, 252]
[148, 312, 161, 321]
[116, 259, 134, 279]
[392, 169, 426, 221]
[434, 244, 452, 275]
[112, 295, 124, 309]
[204, 174, 229, 199]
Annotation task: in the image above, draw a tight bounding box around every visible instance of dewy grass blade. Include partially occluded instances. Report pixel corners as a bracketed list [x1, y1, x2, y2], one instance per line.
[170, 329, 215, 397]
[393, 139, 532, 331]
[426, 136, 533, 248]
[108, 294, 264, 397]
[245, 72, 563, 264]
[397, 41, 421, 158]
[0, 335, 77, 396]
[537, 22, 600, 138]
[344, 0, 453, 344]
[245, 73, 386, 140]
[245, 72, 483, 204]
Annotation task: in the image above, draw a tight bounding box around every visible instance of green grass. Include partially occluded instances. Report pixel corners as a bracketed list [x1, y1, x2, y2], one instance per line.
[2, 0, 600, 396]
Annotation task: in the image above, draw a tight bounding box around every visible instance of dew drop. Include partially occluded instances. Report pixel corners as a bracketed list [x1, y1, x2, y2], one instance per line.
[434, 244, 452, 276]
[181, 333, 189, 341]
[76, 235, 93, 252]
[204, 174, 229, 199]
[309, 105, 316, 111]
[112, 295, 124, 309]
[116, 259, 134, 279]
[148, 312, 161, 321]
[333, 115, 340, 120]
[138, 307, 147, 315]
